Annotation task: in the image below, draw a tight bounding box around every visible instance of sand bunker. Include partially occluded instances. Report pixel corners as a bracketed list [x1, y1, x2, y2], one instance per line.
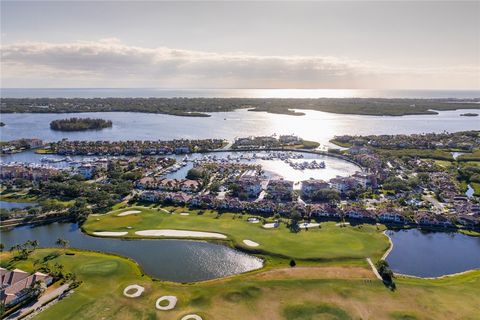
[180, 212, 190, 216]
[181, 315, 203, 320]
[123, 284, 144, 298]
[247, 217, 260, 223]
[93, 231, 128, 237]
[135, 229, 227, 239]
[155, 296, 177, 310]
[243, 240, 259, 247]
[336, 222, 351, 226]
[299, 223, 320, 229]
[262, 222, 279, 229]
[118, 210, 141, 217]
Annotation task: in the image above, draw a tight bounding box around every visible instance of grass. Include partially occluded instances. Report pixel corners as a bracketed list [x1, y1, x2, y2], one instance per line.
[1, 248, 479, 320]
[458, 150, 480, 162]
[83, 206, 389, 261]
[374, 149, 454, 161]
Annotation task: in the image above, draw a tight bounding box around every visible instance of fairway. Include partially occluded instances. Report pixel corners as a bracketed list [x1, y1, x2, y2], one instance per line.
[83, 206, 389, 261]
[1, 249, 479, 320]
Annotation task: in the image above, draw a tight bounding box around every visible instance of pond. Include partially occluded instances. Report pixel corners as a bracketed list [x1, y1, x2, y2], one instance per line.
[0, 223, 263, 282]
[385, 229, 480, 277]
[0, 201, 37, 210]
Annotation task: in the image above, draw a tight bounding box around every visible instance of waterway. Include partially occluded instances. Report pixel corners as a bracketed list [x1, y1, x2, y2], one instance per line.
[1, 108, 479, 147]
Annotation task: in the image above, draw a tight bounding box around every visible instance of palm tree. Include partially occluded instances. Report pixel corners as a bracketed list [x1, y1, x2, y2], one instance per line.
[31, 240, 39, 251]
[55, 238, 69, 250]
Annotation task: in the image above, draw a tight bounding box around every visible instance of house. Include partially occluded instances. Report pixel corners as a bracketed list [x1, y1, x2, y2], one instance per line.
[0, 268, 53, 307]
[139, 191, 160, 202]
[329, 176, 360, 193]
[237, 176, 263, 198]
[279, 135, 300, 144]
[266, 179, 294, 202]
[414, 211, 453, 227]
[179, 179, 201, 193]
[351, 172, 377, 189]
[378, 209, 405, 223]
[456, 214, 480, 228]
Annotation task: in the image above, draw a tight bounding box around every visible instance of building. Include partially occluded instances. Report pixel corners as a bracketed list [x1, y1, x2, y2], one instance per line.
[267, 179, 294, 202]
[237, 176, 263, 198]
[378, 209, 405, 223]
[279, 135, 300, 144]
[329, 176, 360, 193]
[0, 268, 53, 307]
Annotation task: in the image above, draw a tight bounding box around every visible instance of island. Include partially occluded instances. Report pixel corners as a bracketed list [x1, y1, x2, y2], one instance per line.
[50, 117, 113, 131]
[460, 112, 479, 117]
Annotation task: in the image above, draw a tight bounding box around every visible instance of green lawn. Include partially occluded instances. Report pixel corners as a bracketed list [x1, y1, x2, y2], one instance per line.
[2, 249, 479, 320]
[83, 206, 389, 261]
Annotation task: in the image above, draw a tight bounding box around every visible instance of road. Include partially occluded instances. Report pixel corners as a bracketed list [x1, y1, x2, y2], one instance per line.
[7, 283, 70, 320]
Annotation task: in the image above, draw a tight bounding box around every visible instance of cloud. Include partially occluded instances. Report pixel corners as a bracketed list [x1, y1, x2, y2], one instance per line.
[1, 38, 478, 89]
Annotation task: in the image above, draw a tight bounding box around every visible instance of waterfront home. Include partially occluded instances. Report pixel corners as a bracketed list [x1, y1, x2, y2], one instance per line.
[351, 172, 378, 189]
[0, 268, 53, 307]
[456, 214, 480, 228]
[237, 176, 263, 198]
[301, 179, 330, 198]
[414, 211, 453, 227]
[377, 209, 406, 223]
[279, 135, 300, 144]
[329, 176, 360, 194]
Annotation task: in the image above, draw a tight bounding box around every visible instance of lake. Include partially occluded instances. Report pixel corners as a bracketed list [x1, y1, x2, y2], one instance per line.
[385, 229, 480, 278]
[1, 108, 479, 146]
[0, 201, 37, 210]
[0, 223, 263, 283]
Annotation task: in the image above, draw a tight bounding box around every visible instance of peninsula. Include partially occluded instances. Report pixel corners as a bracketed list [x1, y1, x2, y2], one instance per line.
[2, 97, 480, 117]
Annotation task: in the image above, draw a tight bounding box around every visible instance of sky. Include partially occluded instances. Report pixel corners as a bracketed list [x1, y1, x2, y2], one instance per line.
[1, 1, 479, 90]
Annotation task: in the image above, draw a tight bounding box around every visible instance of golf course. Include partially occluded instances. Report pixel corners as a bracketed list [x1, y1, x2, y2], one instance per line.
[83, 205, 389, 261]
[1, 247, 479, 320]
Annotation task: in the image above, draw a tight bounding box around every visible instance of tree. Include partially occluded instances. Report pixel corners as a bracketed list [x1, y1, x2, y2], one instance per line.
[289, 259, 296, 267]
[56, 238, 69, 250]
[186, 168, 203, 180]
[0, 243, 4, 252]
[312, 189, 340, 203]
